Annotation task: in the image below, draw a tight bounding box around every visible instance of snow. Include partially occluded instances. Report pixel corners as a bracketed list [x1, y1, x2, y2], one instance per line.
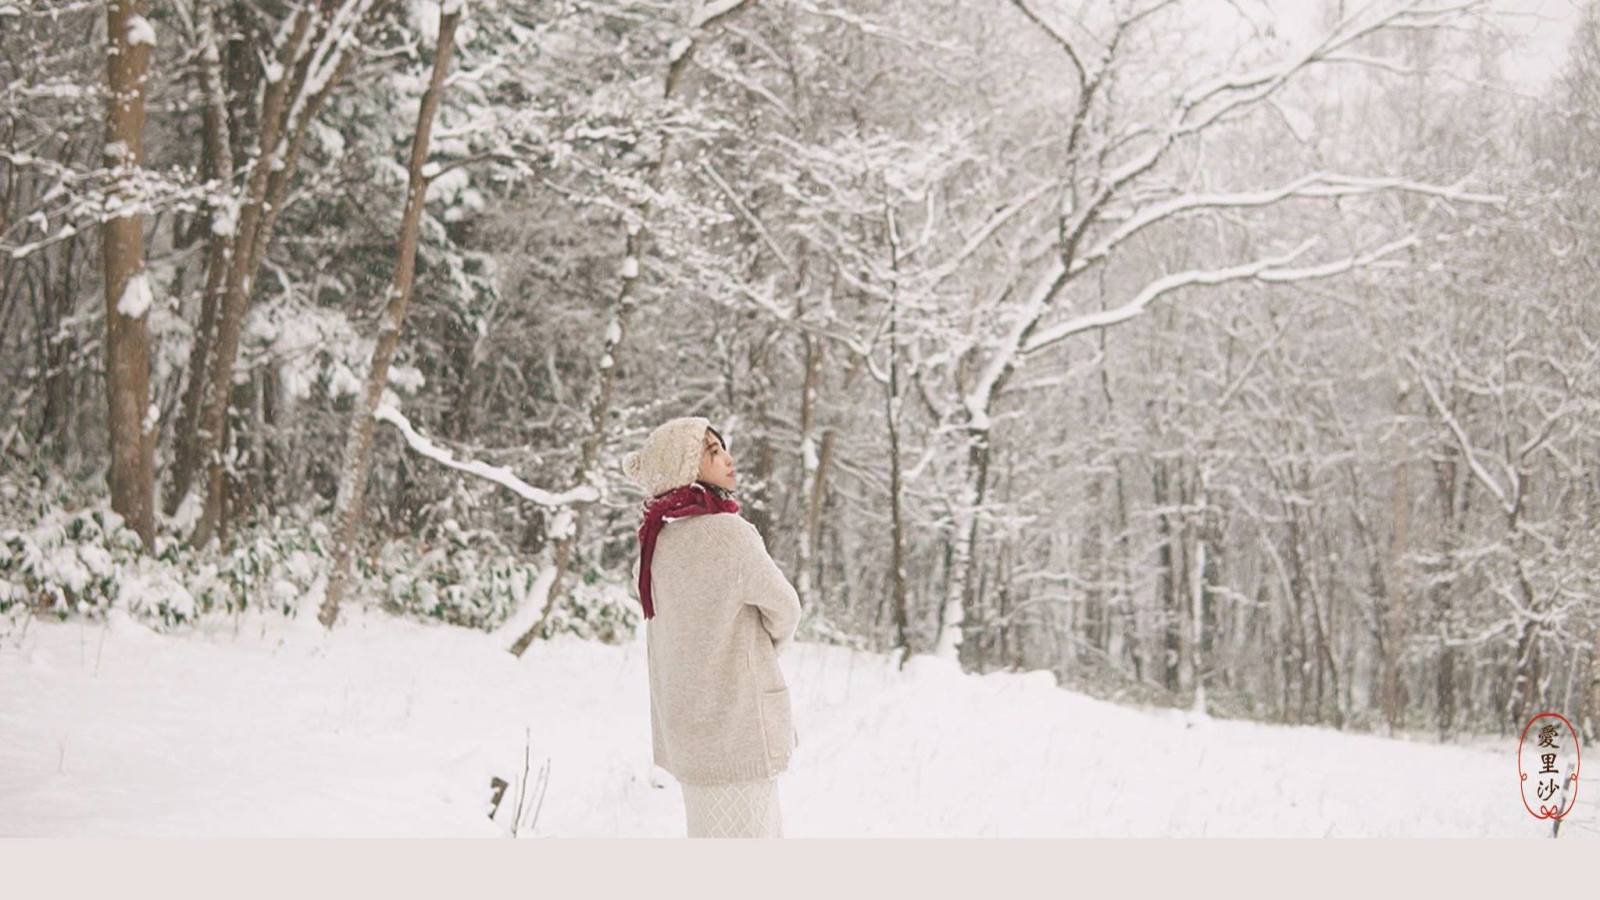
[620, 256, 639, 279]
[10, 223, 78, 260]
[115, 273, 153, 319]
[547, 507, 575, 541]
[210, 200, 237, 237]
[0, 605, 1589, 838]
[125, 14, 155, 48]
[327, 362, 364, 400]
[311, 120, 345, 157]
[389, 364, 425, 394]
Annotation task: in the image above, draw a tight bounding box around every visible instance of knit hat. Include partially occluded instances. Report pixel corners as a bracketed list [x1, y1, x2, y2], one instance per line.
[621, 416, 711, 497]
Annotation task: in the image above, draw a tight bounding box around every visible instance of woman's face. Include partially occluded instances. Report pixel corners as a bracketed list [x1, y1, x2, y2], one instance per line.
[698, 429, 737, 491]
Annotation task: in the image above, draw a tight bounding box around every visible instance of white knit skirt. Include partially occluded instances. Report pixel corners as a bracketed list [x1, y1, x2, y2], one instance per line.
[680, 776, 784, 838]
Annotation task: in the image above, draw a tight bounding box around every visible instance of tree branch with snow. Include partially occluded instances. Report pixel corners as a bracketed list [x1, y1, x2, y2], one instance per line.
[373, 400, 598, 508]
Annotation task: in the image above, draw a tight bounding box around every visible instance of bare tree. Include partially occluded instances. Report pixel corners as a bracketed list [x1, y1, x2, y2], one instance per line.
[929, 0, 1504, 663]
[187, 0, 394, 548]
[319, 0, 465, 628]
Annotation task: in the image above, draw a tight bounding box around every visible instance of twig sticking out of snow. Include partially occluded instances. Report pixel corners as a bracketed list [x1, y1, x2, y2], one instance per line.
[508, 727, 551, 838]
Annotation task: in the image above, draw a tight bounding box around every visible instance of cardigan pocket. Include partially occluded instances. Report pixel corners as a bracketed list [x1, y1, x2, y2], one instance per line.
[757, 686, 793, 761]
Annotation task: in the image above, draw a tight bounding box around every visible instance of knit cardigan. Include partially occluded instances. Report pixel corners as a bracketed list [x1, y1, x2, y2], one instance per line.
[632, 512, 802, 785]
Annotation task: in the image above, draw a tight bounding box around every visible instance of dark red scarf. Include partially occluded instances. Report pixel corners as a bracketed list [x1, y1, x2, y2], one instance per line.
[635, 481, 740, 619]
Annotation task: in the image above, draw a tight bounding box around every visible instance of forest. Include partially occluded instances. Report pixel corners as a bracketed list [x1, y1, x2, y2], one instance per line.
[2, 0, 1597, 745]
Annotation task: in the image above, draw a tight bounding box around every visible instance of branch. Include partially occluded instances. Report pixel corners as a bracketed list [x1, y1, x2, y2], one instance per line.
[1008, 0, 1087, 90]
[1052, 0, 1486, 265]
[1178, 2, 1481, 123]
[374, 400, 599, 507]
[1075, 171, 1503, 274]
[692, 0, 757, 30]
[915, 178, 1058, 291]
[1020, 233, 1417, 355]
[420, 149, 523, 183]
[1402, 351, 1516, 517]
[697, 159, 795, 273]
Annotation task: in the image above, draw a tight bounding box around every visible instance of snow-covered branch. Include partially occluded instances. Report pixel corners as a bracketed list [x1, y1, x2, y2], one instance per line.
[697, 159, 795, 273]
[1073, 172, 1503, 275]
[691, 0, 755, 30]
[374, 400, 599, 507]
[1007, 0, 1088, 88]
[1057, 0, 1486, 257]
[1019, 233, 1417, 356]
[914, 178, 1058, 291]
[274, 0, 381, 165]
[1402, 352, 1516, 517]
[1179, 2, 1480, 123]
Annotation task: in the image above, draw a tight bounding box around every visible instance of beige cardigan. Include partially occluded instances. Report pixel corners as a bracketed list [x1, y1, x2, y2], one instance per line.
[633, 512, 802, 785]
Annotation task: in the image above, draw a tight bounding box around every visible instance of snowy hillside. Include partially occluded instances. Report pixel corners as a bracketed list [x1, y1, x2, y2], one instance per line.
[0, 605, 1591, 838]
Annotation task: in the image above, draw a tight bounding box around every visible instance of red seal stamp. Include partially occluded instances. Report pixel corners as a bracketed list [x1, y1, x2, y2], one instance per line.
[1517, 711, 1581, 820]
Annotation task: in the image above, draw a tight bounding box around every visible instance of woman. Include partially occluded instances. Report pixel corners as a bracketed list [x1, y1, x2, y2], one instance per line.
[622, 416, 802, 838]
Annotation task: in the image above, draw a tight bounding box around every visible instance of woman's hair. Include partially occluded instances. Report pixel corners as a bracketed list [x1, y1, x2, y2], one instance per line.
[699, 424, 733, 499]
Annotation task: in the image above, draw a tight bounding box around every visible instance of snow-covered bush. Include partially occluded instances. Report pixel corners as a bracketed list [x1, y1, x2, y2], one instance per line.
[0, 482, 324, 628]
[0, 472, 637, 643]
[362, 516, 531, 629]
[534, 566, 639, 645]
[0, 502, 146, 619]
[363, 517, 639, 643]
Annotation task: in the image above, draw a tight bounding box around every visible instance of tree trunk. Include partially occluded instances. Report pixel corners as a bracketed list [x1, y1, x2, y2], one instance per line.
[1082, 451, 1107, 654]
[101, 0, 156, 550]
[936, 420, 991, 666]
[886, 355, 911, 667]
[166, 3, 234, 516]
[1154, 461, 1179, 692]
[795, 253, 820, 606]
[1382, 385, 1410, 733]
[883, 204, 912, 668]
[1189, 478, 1209, 716]
[1588, 626, 1600, 749]
[188, 7, 313, 548]
[746, 336, 778, 540]
[805, 428, 835, 591]
[319, 3, 462, 628]
[41, 239, 80, 459]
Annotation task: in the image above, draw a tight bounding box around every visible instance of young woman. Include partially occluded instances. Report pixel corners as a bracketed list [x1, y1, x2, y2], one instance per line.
[622, 416, 802, 838]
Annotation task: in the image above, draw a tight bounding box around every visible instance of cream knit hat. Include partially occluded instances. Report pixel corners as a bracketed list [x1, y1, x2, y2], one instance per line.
[621, 416, 711, 497]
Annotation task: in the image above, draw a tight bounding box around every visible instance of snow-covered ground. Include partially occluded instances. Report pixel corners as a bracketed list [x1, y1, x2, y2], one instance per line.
[0, 604, 1591, 838]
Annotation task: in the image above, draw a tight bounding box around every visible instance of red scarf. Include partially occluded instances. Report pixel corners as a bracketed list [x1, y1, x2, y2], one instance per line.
[635, 481, 741, 619]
